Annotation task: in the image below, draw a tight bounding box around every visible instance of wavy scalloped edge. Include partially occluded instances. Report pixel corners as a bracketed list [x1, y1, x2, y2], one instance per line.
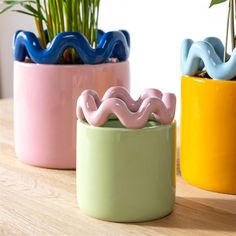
[181, 37, 236, 80]
[13, 30, 130, 64]
[76, 87, 176, 129]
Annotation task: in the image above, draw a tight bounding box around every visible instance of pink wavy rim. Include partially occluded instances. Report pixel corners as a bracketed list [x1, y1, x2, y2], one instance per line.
[76, 86, 176, 129]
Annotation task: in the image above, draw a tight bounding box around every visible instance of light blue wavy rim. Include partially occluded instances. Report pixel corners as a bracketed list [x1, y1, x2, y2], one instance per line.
[13, 29, 130, 64]
[181, 37, 236, 80]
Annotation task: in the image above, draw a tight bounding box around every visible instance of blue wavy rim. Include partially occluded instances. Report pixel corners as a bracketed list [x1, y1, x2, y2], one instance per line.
[13, 29, 130, 65]
[181, 37, 236, 80]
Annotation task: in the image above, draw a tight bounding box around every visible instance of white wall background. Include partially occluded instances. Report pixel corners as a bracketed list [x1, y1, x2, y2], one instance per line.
[0, 13, 36, 98]
[0, 0, 228, 120]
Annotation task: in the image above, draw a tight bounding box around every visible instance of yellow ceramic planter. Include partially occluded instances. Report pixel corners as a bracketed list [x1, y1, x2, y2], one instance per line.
[180, 76, 236, 194]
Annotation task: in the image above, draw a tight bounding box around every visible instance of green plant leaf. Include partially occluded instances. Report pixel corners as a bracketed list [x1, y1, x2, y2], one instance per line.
[209, 0, 228, 7]
[0, 4, 14, 14]
[21, 3, 46, 21]
[12, 9, 37, 18]
[0, 0, 36, 14]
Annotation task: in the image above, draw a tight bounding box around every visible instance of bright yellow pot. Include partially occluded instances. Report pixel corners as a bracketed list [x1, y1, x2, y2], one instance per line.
[180, 76, 236, 194]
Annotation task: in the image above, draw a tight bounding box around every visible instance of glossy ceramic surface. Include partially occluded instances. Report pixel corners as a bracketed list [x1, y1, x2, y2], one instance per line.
[77, 87, 176, 128]
[77, 119, 176, 222]
[13, 30, 130, 64]
[181, 37, 236, 80]
[14, 61, 130, 169]
[181, 76, 236, 194]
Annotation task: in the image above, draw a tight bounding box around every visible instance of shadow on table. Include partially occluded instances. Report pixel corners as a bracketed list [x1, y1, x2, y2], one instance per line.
[131, 196, 236, 232]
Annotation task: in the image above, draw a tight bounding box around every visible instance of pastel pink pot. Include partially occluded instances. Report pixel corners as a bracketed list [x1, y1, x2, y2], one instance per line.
[14, 61, 130, 169]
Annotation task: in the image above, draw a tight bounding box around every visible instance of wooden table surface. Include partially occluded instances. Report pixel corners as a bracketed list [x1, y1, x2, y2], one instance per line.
[0, 99, 236, 236]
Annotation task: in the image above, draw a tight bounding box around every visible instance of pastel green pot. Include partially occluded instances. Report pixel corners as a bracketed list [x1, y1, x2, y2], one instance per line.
[76, 119, 176, 222]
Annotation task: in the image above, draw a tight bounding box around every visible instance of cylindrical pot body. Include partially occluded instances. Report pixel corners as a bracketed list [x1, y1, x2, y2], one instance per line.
[76, 119, 176, 222]
[181, 76, 236, 194]
[14, 61, 130, 169]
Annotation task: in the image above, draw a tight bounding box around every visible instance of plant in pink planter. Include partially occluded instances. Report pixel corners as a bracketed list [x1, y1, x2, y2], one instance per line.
[0, 1, 130, 169]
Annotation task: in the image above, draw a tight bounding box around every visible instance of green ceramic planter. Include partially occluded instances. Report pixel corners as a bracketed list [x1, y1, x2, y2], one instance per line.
[76, 119, 176, 222]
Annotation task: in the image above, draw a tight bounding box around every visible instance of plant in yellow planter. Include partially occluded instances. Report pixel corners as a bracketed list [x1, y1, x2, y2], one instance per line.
[180, 0, 236, 194]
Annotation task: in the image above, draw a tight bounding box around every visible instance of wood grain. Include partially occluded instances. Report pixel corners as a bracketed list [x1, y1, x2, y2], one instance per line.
[0, 99, 236, 236]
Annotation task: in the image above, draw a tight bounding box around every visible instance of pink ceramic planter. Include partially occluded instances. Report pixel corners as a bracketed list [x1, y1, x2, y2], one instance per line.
[14, 61, 130, 169]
